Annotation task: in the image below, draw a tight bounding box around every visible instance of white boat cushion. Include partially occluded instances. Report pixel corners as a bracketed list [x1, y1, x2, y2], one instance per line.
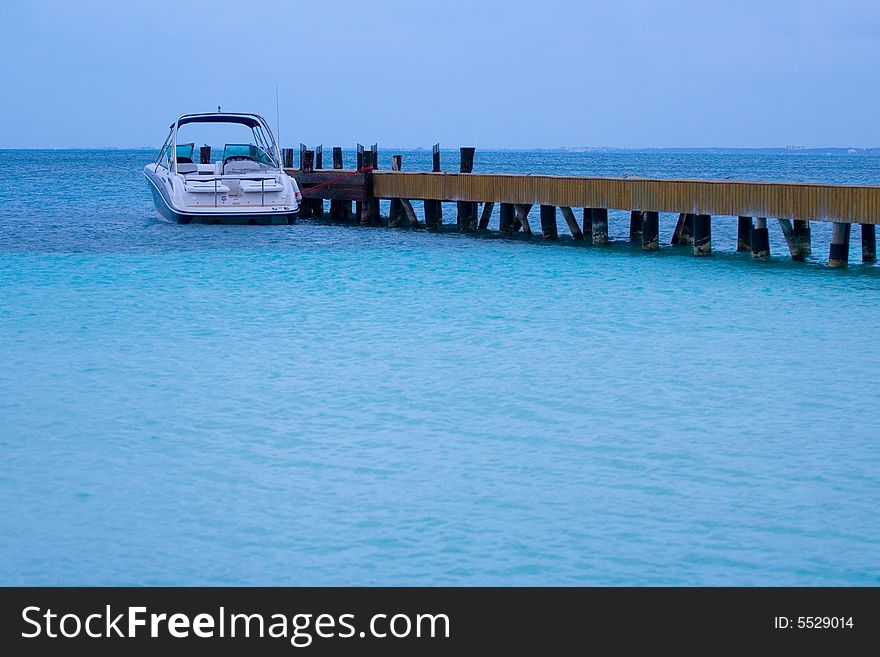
[184, 180, 231, 193]
[240, 179, 283, 193]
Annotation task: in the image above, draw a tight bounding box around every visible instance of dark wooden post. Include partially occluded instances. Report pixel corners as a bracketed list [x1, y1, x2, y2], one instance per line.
[389, 155, 403, 227]
[199, 145, 211, 165]
[359, 148, 377, 226]
[369, 144, 380, 224]
[300, 150, 314, 219]
[457, 147, 477, 231]
[282, 148, 294, 169]
[424, 143, 442, 231]
[582, 208, 593, 240]
[499, 203, 515, 236]
[751, 218, 770, 260]
[693, 214, 711, 256]
[312, 147, 324, 219]
[862, 224, 877, 262]
[299, 143, 306, 169]
[793, 220, 811, 257]
[560, 207, 584, 240]
[828, 222, 851, 268]
[591, 208, 608, 245]
[672, 213, 695, 246]
[515, 204, 533, 236]
[737, 216, 752, 251]
[355, 144, 364, 221]
[478, 202, 495, 230]
[330, 147, 346, 221]
[641, 211, 659, 250]
[778, 219, 804, 261]
[629, 211, 643, 241]
[540, 205, 558, 241]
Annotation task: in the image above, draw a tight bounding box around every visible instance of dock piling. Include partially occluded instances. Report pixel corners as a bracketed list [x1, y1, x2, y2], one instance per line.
[751, 218, 770, 260]
[582, 208, 592, 240]
[641, 211, 659, 250]
[200, 145, 211, 165]
[672, 213, 695, 246]
[778, 219, 806, 261]
[737, 217, 752, 251]
[629, 211, 643, 241]
[540, 205, 558, 241]
[828, 222, 851, 268]
[499, 204, 515, 236]
[478, 202, 495, 230]
[590, 208, 609, 245]
[282, 148, 294, 169]
[424, 143, 442, 231]
[457, 147, 477, 231]
[515, 204, 533, 236]
[389, 155, 403, 227]
[560, 207, 584, 240]
[861, 224, 876, 263]
[693, 214, 711, 256]
[793, 220, 812, 257]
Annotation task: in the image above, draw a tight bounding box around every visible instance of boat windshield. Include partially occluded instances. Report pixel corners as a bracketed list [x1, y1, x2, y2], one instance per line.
[222, 144, 275, 167]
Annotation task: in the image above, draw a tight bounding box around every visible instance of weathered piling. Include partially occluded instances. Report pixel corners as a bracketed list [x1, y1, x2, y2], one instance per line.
[629, 211, 643, 241]
[515, 204, 533, 236]
[778, 218, 811, 261]
[499, 203, 515, 236]
[751, 218, 770, 260]
[560, 207, 584, 240]
[582, 208, 592, 240]
[423, 144, 442, 231]
[199, 145, 211, 165]
[641, 211, 659, 250]
[300, 149, 315, 219]
[282, 148, 294, 169]
[355, 144, 364, 221]
[693, 214, 712, 256]
[389, 155, 404, 227]
[360, 148, 378, 226]
[590, 208, 609, 245]
[540, 205, 558, 241]
[828, 222, 851, 268]
[311, 147, 323, 219]
[793, 220, 811, 257]
[330, 147, 348, 222]
[369, 144, 380, 223]
[457, 147, 477, 231]
[478, 202, 495, 230]
[671, 213, 694, 246]
[862, 224, 877, 263]
[737, 216, 752, 252]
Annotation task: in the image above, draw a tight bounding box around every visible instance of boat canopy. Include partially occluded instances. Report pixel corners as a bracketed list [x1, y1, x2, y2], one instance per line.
[173, 113, 263, 129]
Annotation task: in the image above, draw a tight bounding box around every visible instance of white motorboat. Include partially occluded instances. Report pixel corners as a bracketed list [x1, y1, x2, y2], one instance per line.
[144, 112, 301, 224]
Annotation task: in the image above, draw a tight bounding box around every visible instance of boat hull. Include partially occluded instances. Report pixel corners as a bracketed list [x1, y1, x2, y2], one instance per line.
[145, 169, 298, 225]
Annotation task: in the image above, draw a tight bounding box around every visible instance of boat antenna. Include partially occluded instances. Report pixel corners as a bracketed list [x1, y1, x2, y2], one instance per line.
[275, 82, 281, 144]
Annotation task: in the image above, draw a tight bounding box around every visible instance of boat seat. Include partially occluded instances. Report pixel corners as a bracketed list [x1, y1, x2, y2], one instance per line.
[240, 179, 284, 193]
[176, 163, 198, 174]
[223, 160, 263, 175]
[184, 180, 230, 193]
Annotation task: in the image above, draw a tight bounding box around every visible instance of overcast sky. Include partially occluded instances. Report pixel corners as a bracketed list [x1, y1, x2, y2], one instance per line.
[1, 0, 878, 148]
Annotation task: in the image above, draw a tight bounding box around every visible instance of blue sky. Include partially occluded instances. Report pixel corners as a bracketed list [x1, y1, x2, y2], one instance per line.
[1, 0, 878, 148]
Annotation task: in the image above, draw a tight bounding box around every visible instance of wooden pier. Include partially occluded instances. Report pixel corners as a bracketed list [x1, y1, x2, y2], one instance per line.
[285, 146, 880, 268]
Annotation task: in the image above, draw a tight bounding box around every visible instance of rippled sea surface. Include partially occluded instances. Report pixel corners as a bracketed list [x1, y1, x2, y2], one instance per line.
[1, 150, 878, 585]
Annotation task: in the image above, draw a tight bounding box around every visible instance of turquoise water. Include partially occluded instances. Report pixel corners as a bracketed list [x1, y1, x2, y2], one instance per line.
[1, 150, 878, 585]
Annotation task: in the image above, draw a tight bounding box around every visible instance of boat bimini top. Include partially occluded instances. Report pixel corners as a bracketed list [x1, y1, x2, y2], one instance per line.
[155, 112, 283, 175]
